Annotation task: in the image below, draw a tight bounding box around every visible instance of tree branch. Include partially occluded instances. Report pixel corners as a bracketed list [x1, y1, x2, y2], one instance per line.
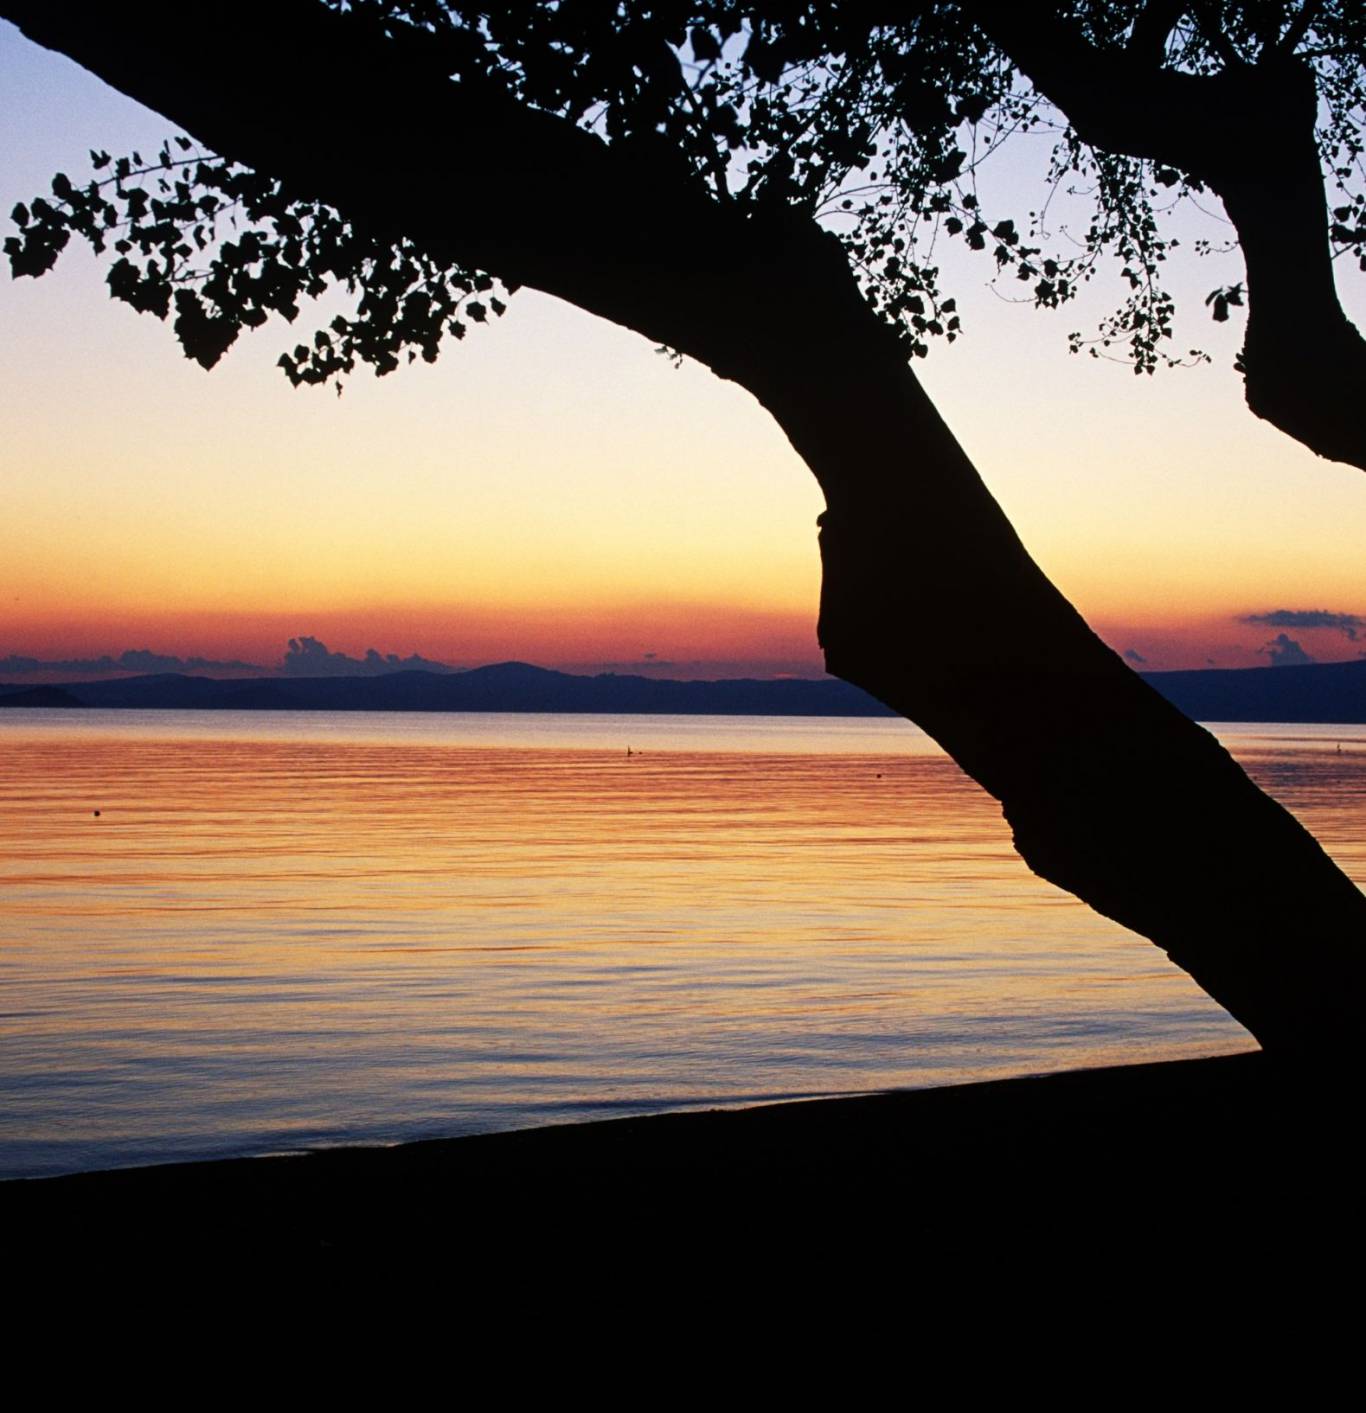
[0, 0, 807, 382]
[1128, 0, 1189, 66]
[1278, 0, 1325, 57]
[963, 1, 1366, 473]
[1191, 1, 1245, 67]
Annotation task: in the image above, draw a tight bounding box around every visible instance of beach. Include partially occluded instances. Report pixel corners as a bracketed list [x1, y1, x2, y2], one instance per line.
[14, 1049, 1358, 1267]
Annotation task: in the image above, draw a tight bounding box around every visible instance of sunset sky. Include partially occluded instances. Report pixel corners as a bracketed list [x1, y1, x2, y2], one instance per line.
[3, 19, 1365, 679]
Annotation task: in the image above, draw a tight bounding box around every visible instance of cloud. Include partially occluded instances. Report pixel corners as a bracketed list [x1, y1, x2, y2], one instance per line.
[4, 639, 461, 680]
[573, 657, 827, 680]
[1122, 648, 1148, 665]
[0, 649, 261, 677]
[280, 636, 458, 677]
[0, 655, 69, 675]
[1261, 633, 1314, 667]
[117, 648, 261, 673]
[1242, 609, 1362, 641]
[589, 659, 678, 673]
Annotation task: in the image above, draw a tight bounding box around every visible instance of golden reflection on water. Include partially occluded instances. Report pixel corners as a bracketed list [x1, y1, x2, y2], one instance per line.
[2, 711, 1361, 1176]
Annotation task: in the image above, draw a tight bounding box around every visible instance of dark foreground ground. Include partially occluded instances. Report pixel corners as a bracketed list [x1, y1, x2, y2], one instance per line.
[6, 1050, 1363, 1280]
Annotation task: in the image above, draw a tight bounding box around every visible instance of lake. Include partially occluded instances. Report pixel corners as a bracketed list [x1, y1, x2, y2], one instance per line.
[2, 709, 1363, 1178]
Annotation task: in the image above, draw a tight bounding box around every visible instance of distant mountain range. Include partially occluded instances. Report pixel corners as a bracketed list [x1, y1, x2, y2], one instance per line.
[2, 657, 1365, 723]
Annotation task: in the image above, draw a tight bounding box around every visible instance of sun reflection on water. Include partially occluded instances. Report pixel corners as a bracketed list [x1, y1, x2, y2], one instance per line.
[2, 710, 1360, 1177]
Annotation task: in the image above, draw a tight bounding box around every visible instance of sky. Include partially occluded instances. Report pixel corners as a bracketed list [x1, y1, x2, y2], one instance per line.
[3, 18, 1365, 680]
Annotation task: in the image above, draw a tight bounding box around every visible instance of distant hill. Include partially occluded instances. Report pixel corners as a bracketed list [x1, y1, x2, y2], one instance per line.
[0, 684, 84, 708]
[1142, 658, 1366, 724]
[1, 662, 894, 716]
[1, 657, 1364, 722]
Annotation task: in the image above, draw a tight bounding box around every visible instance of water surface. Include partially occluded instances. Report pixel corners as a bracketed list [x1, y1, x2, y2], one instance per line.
[2, 710, 1362, 1178]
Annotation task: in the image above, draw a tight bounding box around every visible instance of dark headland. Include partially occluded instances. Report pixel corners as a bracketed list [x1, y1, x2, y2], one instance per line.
[0, 683, 84, 708]
[3, 656, 1366, 721]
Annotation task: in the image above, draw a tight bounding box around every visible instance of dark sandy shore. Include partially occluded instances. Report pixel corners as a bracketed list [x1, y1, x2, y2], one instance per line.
[5, 1050, 1361, 1268]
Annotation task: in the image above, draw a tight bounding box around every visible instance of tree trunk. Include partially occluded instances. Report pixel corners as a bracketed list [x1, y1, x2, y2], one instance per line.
[719, 227, 1366, 1063]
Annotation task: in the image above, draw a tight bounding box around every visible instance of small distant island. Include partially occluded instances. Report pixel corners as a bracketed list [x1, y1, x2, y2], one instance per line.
[2, 657, 1365, 722]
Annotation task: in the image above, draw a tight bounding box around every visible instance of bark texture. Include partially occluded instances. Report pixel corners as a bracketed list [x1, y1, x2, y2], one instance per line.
[6, 0, 1366, 1057]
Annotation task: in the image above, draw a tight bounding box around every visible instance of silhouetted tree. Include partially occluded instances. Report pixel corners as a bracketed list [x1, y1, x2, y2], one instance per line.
[5, 0, 1366, 1061]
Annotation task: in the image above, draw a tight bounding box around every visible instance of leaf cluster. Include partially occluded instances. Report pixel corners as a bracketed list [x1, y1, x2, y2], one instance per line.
[7, 136, 510, 387]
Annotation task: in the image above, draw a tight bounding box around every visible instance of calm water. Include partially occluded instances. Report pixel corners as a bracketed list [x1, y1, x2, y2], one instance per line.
[2, 709, 1363, 1178]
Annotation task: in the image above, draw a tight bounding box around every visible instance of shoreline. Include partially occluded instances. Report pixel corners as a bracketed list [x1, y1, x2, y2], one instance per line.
[11, 1048, 1357, 1261]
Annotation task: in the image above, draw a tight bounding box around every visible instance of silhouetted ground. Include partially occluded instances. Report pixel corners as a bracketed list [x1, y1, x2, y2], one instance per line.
[8, 1051, 1363, 1282]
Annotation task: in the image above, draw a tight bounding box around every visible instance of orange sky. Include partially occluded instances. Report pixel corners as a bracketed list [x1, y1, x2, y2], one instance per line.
[3, 21, 1365, 679]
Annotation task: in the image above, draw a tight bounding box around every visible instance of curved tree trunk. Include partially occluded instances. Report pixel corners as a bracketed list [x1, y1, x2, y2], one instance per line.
[7, 0, 1366, 1060]
[720, 227, 1366, 1063]
[810, 404, 1366, 1063]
